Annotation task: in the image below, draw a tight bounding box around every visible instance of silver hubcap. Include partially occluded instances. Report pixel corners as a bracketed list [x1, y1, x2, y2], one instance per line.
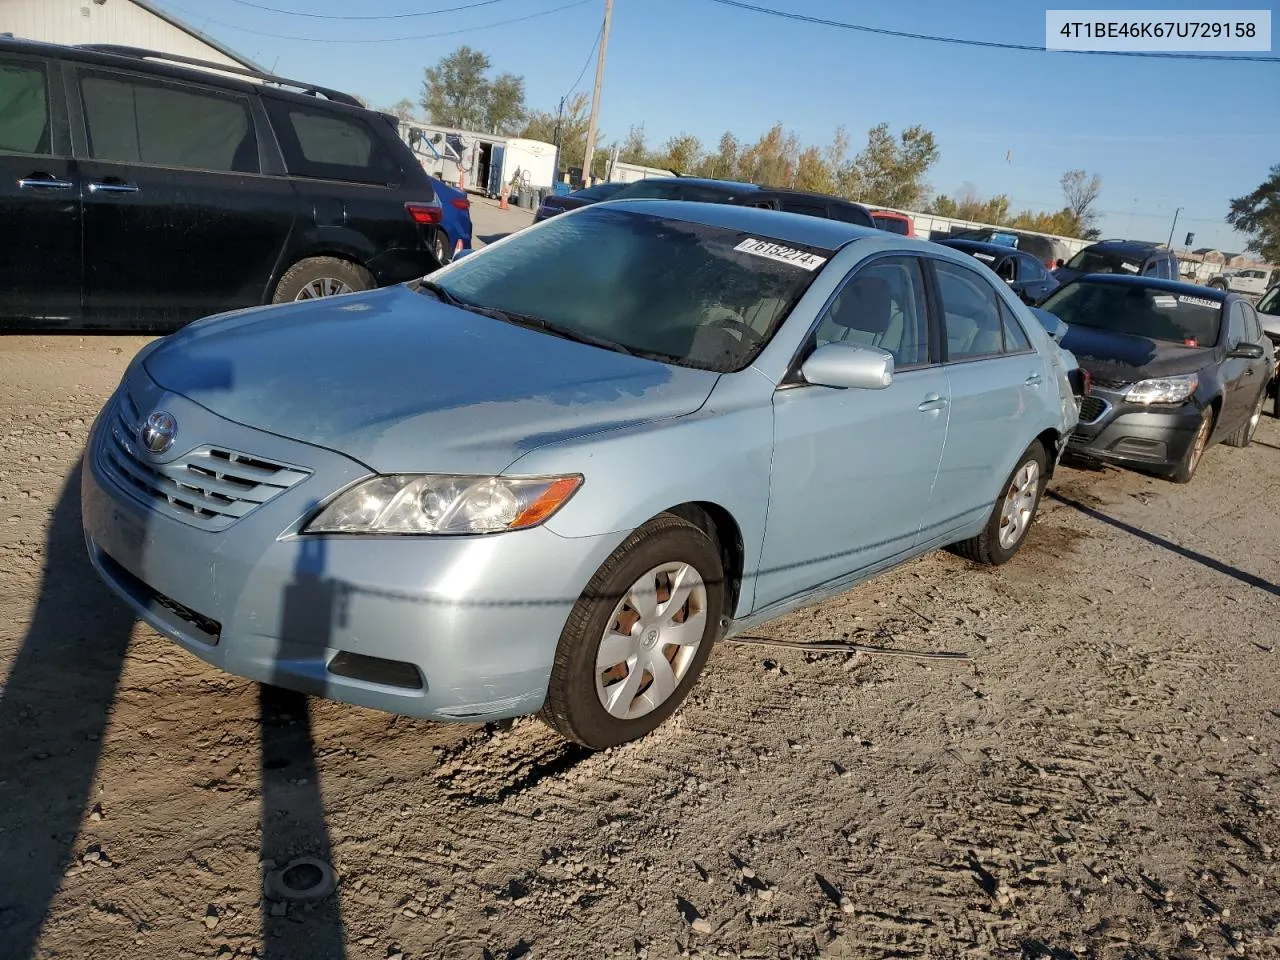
[595, 562, 708, 721]
[998, 460, 1040, 550]
[1189, 416, 1210, 470]
[1249, 395, 1264, 436]
[294, 277, 353, 300]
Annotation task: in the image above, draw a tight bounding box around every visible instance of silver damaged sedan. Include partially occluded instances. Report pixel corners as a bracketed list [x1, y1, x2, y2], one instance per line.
[82, 200, 1080, 749]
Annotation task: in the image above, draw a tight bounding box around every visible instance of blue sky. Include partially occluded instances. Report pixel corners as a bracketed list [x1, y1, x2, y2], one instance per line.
[165, 0, 1279, 252]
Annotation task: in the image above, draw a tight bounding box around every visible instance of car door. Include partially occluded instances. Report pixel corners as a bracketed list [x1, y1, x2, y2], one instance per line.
[69, 64, 297, 327]
[754, 255, 949, 609]
[0, 53, 81, 326]
[1010, 252, 1053, 304]
[1219, 301, 1267, 428]
[923, 257, 1046, 541]
[1240, 270, 1268, 297]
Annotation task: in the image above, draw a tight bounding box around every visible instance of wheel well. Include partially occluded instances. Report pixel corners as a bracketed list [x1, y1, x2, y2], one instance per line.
[1035, 428, 1061, 477]
[272, 251, 371, 294]
[663, 502, 745, 624]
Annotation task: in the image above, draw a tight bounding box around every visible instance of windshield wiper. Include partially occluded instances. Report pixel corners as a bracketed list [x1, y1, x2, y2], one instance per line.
[477, 306, 643, 358]
[412, 278, 465, 306]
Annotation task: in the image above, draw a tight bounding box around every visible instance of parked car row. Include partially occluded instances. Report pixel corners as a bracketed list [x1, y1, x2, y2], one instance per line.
[0, 37, 472, 330]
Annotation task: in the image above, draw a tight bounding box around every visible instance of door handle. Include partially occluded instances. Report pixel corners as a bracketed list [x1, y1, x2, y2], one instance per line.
[918, 394, 948, 412]
[1025, 373, 1043, 386]
[17, 174, 74, 190]
[88, 180, 140, 194]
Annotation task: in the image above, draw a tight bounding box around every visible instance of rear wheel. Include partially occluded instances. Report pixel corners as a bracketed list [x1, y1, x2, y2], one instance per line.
[1225, 390, 1266, 448]
[1169, 408, 1212, 483]
[950, 441, 1047, 566]
[272, 257, 373, 304]
[431, 230, 451, 266]
[540, 514, 724, 750]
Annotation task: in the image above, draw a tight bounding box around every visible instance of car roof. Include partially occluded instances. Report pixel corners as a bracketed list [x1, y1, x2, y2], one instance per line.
[599, 199, 886, 250]
[938, 239, 1027, 257]
[1068, 273, 1230, 301]
[0, 36, 364, 112]
[1081, 239, 1171, 258]
[752, 188, 862, 207]
[647, 177, 761, 192]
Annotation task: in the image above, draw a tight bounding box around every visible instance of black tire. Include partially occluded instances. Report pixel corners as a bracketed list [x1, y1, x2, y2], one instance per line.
[1169, 407, 1212, 483]
[431, 230, 451, 266]
[540, 513, 725, 750]
[1208, 280, 1228, 292]
[271, 257, 373, 304]
[1273, 385, 1280, 420]
[950, 441, 1047, 566]
[1224, 389, 1266, 448]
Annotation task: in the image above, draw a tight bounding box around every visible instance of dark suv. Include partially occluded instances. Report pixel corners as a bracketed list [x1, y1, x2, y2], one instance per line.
[1051, 239, 1179, 286]
[0, 39, 445, 330]
[604, 177, 877, 227]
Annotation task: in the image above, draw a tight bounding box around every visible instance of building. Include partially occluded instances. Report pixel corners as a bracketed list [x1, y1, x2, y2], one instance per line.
[399, 120, 558, 195]
[2, 0, 261, 71]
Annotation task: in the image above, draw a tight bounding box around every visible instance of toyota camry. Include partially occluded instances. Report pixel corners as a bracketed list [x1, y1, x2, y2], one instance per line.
[82, 201, 1080, 749]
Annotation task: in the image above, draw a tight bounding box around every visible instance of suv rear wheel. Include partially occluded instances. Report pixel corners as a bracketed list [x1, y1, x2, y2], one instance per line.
[272, 257, 373, 303]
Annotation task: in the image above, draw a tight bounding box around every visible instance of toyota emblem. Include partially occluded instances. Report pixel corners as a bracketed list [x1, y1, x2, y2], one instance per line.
[139, 410, 178, 456]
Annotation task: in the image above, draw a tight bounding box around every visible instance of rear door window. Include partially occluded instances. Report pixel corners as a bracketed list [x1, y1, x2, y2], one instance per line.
[999, 302, 1033, 353]
[779, 199, 830, 218]
[1241, 302, 1263, 341]
[0, 59, 51, 155]
[79, 71, 258, 172]
[934, 259, 1007, 360]
[829, 203, 872, 226]
[1017, 253, 1047, 281]
[265, 98, 402, 185]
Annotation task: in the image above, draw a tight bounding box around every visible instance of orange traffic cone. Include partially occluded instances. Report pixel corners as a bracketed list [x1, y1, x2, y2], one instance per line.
[499, 183, 510, 210]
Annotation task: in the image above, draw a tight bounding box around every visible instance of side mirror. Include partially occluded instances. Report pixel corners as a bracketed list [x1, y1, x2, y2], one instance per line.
[800, 342, 894, 390]
[1227, 342, 1264, 360]
[1055, 259, 1066, 269]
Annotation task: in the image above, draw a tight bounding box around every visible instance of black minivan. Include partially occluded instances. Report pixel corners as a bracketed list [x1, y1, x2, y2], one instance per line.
[0, 39, 446, 330]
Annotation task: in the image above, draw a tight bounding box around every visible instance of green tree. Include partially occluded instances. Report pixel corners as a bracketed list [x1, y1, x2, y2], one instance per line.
[849, 122, 939, 208]
[421, 46, 494, 129]
[380, 98, 418, 121]
[694, 131, 740, 179]
[656, 133, 704, 174]
[1227, 164, 1280, 263]
[737, 123, 800, 187]
[520, 92, 598, 175]
[484, 72, 526, 135]
[617, 124, 651, 164]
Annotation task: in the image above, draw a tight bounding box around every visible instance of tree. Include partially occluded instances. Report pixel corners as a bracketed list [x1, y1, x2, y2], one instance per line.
[1061, 169, 1102, 235]
[520, 92, 599, 176]
[656, 133, 703, 174]
[485, 72, 526, 135]
[694, 131, 739, 179]
[421, 46, 494, 129]
[849, 122, 939, 208]
[617, 124, 650, 164]
[1227, 164, 1280, 263]
[380, 98, 417, 121]
[737, 123, 800, 188]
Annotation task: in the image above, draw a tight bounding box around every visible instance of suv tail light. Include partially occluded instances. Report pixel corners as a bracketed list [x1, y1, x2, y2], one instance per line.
[405, 201, 442, 225]
[449, 197, 470, 211]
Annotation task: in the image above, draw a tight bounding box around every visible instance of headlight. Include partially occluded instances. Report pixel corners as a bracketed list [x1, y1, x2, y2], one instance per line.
[304, 474, 582, 535]
[1124, 373, 1198, 405]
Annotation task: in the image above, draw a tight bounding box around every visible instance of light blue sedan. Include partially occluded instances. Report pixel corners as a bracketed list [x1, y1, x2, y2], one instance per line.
[81, 201, 1079, 749]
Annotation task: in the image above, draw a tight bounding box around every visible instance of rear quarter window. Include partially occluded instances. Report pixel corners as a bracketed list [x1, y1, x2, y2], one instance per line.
[265, 98, 403, 186]
[0, 60, 51, 155]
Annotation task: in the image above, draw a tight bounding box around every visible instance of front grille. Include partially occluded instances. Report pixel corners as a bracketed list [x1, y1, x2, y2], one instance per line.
[1090, 376, 1131, 391]
[1078, 396, 1109, 424]
[98, 390, 311, 531]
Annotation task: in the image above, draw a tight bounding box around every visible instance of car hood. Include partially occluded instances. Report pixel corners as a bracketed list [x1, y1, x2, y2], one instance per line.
[143, 285, 719, 474]
[1050, 266, 1082, 284]
[1060, 324, 1214, 384]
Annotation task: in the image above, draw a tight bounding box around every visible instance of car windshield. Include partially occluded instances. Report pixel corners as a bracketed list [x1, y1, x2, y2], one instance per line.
[873, 215, 909, 235]
[430, 206, 833, 372]
[1257, 285, 1279, 316]
[575, 182, 624, 201]
[1038, 281, 1222, 346]
[1064, 248, 1142, 275]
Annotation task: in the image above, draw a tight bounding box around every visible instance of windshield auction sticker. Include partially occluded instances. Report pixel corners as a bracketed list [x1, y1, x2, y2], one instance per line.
[734, 239, 828, 271]
[1046, 10, 1271, 51]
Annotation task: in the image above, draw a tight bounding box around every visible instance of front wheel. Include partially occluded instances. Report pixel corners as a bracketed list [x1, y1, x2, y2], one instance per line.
[950, 442, 1047, 566]
[540, 514, 725, 750]
[1169, 407, 1212, 483]
[271, 257, 373, 304]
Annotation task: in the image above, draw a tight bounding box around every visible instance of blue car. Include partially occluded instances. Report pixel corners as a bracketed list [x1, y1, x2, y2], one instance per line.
[82, 201, 1079, 750]
[429, 176, 473, 263]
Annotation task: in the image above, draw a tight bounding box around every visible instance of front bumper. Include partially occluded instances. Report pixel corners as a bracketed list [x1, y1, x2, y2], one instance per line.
[1066, 385, 1205, 472]
[81, 376, 625, 723]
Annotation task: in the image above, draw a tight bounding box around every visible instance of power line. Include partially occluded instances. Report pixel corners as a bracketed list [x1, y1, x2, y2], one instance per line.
[564, 23, 603, 101]
[701, 0, 1280, 63]
[166, 0, 591, 43]
[221, 0, 514, 18]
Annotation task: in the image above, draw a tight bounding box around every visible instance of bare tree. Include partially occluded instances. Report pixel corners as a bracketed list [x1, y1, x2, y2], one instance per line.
[1061, 170, 1102, 231]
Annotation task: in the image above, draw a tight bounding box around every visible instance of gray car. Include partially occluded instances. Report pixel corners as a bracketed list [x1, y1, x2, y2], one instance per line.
[82, 201, 1080, 749]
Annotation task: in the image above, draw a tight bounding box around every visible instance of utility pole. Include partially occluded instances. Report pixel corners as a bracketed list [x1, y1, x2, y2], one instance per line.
[1166, 207, 1184, 248]
[581, 0, 613, 187]
[551, 95, 566, 186]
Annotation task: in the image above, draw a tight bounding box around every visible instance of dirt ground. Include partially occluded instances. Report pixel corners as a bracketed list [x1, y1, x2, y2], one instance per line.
[1, 332, 1277, 960]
